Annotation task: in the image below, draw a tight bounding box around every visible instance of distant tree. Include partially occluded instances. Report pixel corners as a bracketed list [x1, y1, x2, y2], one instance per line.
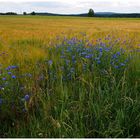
[23, 12, 27, 15]
[5, 12, 17, 15]
[88, 9, 94, 17]
[31, 11, 36, 15]
[0, 13, 5, 15]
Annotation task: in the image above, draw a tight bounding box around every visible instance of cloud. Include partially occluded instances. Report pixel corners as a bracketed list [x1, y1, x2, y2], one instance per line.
[24, 1, 71, 8]
[0, 0, 139, 14]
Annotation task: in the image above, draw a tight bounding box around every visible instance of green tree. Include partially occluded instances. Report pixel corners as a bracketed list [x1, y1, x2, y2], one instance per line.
[88, 9, 94, 17]
[31, 11, 36, 15]
[23, 12, 27, 15]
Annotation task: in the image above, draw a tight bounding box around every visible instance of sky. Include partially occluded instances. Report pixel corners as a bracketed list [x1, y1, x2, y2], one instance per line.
[0, 0, 139, 14]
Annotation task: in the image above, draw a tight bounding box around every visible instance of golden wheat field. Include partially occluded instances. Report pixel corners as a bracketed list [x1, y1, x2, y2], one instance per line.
[0, 16, 140, 42]
[0, 16, 139, 66]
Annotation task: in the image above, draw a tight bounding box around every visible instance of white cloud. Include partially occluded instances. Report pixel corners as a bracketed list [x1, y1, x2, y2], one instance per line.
[0, 0, 139, 14]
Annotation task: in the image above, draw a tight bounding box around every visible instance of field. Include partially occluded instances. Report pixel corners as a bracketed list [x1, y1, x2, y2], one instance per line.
[0, 16, 140, 138]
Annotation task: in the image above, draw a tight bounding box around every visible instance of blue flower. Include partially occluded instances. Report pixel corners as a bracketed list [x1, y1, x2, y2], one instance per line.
[94, 57, 100, 61]
[12, 75, 16, 79]
[116, 52, 121, 56]
[8, 72, 12, 75]
[11, 65, 18, 69]
[6, 66, 11, 70]
[2, 77, 6, 81]
[99, 52, 103, 58]
[85, 54, 93, 59]
[120, 63, 125, 66]
[24, 94, 30, 101]
[48, 60, 53, 65]
[99, 47, 103, 52]
[114, 65, 120, 69]
[104, 47, 110, 52]
[97, 60, 101, 64]
[80, 52, 87, 56]
[124, 59, 129, 63]
[112, 54, 117, 59]
[72, 56, 76, 63]
[6, 65, 18, 70]
[72, 56, 75, 61]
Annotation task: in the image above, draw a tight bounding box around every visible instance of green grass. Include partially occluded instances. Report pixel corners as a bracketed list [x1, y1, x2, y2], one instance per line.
[0, 16, 140, 138]
[0, 35, 140, 138]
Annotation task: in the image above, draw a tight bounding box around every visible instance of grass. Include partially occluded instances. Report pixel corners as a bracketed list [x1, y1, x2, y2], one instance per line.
[0, 16, 140, 138]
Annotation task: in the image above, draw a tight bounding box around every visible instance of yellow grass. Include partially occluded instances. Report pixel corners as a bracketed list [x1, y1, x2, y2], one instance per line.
[0, 16, 139, 68]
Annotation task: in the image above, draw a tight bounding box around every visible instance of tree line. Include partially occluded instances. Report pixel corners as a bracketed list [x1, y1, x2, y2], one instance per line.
[0, 9, 95, 17]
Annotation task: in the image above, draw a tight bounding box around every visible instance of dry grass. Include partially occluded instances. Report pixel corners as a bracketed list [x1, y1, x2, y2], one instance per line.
[0, 16, 140, 42]
[0, 16, 139, 64]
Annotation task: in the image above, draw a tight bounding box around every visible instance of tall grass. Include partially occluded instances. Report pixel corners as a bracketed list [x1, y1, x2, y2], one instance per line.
[0, 33, 139, 138]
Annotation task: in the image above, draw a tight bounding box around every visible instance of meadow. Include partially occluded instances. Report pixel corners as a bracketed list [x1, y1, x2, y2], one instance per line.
[0, 16, 140, 138]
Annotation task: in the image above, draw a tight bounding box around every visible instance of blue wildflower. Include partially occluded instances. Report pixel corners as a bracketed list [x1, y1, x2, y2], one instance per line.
[99, 52, 103, 58]
[97, 60, 101, 64]
[2, 77, 6, 81]
[124, 59, 129, 63]
[112, 54, 117, 59]
[72, 56, 76, 63]
[94, 57, 100, 61]
[114, 65, 120, 69]
[6, 66, 11, 70]
[80, 52, 87, 56]
[8, 72, 12, 75]
[99, 47, 103, 52]
[116, 52, 121, 56]
[12, 75, 16, 79]
[85, 54, 93, 59]
[120, 63, 125, 66]
[11, 65, 18, 69]
[72, 56, 75, 60]
[104, 47, 110, 52]
[24, 94, 30, 101]
[6, 65, 18, 70]
[48, 60, 53, 65]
